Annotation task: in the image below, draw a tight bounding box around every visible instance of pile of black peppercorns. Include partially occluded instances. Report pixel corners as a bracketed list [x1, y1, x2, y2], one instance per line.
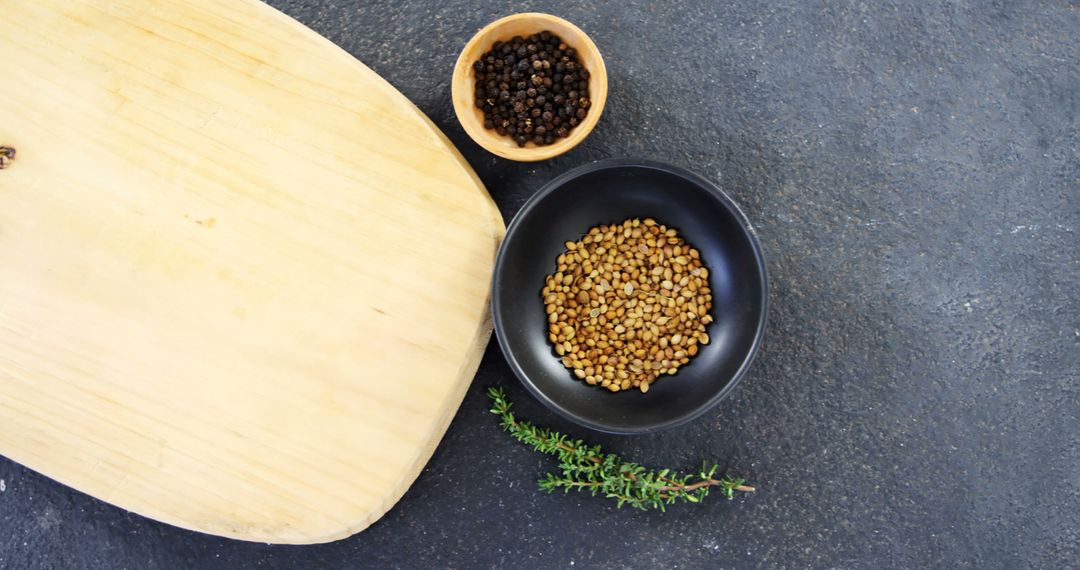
[472, 31, 591, 147]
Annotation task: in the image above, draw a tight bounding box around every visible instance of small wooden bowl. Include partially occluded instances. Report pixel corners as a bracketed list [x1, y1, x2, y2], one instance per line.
[452, 13, 608, 162]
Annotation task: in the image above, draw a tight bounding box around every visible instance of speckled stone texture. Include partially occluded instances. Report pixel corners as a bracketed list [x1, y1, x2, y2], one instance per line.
[2, 1, 1077, 568]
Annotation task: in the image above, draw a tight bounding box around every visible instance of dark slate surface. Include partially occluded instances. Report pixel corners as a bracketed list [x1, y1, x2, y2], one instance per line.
[2, 1, 1078, 568]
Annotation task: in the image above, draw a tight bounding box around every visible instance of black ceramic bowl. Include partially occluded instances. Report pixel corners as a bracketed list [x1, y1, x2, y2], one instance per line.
[492, 159, 768, 434]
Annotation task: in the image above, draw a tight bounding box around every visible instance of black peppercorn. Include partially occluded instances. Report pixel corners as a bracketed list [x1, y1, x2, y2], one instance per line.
[472, 30, 592, 148]
[0, 146, 13, 169]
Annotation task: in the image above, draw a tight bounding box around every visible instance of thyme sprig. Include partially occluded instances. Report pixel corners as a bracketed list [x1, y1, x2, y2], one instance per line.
[488, 387, 755, 511]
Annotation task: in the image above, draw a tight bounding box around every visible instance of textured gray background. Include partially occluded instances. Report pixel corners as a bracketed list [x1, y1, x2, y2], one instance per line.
[2, 0, 1078, 568]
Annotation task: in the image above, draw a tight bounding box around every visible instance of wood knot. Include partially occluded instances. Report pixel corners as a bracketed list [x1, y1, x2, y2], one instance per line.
[0, 147, 15, 169]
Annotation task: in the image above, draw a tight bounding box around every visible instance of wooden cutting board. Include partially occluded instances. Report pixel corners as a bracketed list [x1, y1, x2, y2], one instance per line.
[0, 0, 503, 544]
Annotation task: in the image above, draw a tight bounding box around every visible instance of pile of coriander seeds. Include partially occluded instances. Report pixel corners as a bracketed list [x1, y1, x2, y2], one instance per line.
[542, 218, 713, 393]
[472, 31, 591, 147]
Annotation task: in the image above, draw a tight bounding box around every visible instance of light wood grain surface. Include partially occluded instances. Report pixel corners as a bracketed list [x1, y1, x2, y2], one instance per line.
[0, 0, 503, 543]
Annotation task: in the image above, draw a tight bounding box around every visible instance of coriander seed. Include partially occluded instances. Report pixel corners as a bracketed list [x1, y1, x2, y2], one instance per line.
[541, 218, 714, 393]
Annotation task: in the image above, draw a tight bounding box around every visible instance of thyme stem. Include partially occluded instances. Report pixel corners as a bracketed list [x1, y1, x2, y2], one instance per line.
[488, 387, 755, 510]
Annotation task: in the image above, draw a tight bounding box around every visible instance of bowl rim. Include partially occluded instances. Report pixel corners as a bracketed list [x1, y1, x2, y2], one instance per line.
[491, 158, 770, 434]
